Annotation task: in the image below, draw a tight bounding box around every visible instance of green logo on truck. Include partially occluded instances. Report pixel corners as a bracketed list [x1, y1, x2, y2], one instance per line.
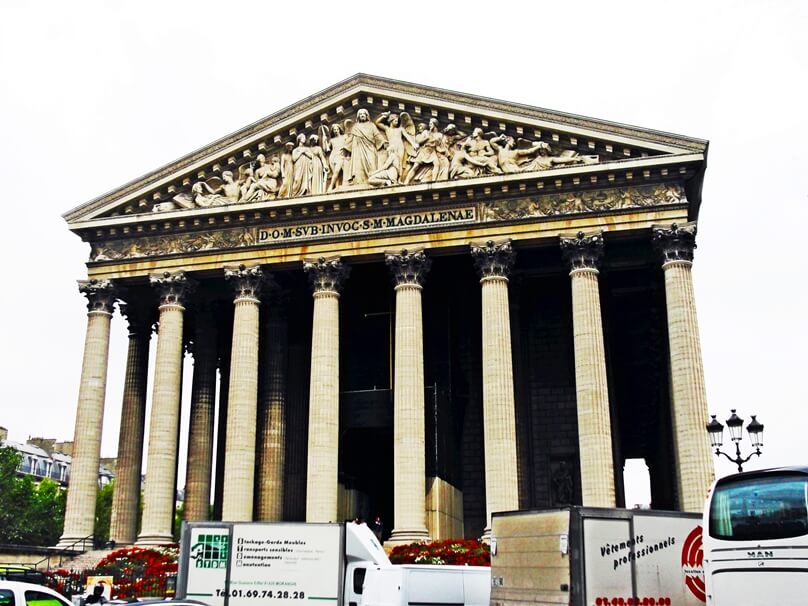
[190, 533, 229, 568]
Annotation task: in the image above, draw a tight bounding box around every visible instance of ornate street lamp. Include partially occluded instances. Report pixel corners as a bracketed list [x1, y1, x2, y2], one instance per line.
[705, 409, 764, 472]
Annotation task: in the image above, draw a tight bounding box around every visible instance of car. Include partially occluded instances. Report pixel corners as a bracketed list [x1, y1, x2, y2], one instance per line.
[0, 581, 72, 606]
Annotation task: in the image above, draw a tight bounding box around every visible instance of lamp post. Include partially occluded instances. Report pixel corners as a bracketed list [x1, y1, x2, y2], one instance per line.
[705, 409, 764, 472]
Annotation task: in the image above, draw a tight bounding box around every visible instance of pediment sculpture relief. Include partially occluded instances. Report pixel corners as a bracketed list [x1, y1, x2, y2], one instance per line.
[157, 109, 599, 213]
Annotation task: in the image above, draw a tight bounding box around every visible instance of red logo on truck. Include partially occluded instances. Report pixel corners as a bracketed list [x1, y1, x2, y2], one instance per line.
[681, 526, 705, 602]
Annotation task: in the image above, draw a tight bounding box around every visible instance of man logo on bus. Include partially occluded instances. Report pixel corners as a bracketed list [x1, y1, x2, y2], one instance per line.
[190, 533, 229, 569]
[681, 526, 705, 602]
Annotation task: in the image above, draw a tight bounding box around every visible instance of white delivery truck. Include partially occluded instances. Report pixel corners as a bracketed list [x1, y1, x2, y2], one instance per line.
[176, 521, 489, 606]
[490, 507, 705, 606]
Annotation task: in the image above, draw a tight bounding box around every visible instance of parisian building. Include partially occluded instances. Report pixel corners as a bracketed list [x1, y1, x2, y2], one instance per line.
[58, 75, 713, 547]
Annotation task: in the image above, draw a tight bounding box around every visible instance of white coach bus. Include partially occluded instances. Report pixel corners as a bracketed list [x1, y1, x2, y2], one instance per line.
[702, 466, 808, 606]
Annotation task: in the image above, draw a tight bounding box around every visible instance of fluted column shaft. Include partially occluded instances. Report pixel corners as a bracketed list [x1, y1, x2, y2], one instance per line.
[109, 304, 151, 545]
[138, 272, 193, 545]
[184, 306, 217, 522]
[58, 280, 117, 548]
[304, 258, 348, 523]
[471, 241, 519, 534]
[257, 300, 288, 521]
[387, 250, 430, 544]
[562, 231, 615, 506]
[222, 265, 265, 521]
[654, 222, 713, 512]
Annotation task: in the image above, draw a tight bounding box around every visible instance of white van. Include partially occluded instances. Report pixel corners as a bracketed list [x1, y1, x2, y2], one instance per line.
[360, 564, 490, 606]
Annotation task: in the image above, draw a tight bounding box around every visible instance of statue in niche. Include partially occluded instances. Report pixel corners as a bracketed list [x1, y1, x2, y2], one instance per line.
[344, 108, 386, 186]
[375, 111, 418, 181]
[324, 123, 350, 191]
[551, 460, 574, 506]
[368, 143, 401, 187]
[404, 118, 449, 184]
[278, 141, 295, 198]
[309, 134, 330, 195]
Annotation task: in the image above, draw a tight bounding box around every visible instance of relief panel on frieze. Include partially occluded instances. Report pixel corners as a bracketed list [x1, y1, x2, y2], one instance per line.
[90, 183, 685, 263]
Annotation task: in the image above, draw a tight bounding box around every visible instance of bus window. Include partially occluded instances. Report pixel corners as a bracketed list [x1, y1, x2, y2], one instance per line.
[0, 590, 15, 606]
[708, 472, 808, 541]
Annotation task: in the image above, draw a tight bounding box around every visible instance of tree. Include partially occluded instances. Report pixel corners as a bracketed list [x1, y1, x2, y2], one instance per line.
[0, 446, 65, 545]
[94, 481, 114, 545]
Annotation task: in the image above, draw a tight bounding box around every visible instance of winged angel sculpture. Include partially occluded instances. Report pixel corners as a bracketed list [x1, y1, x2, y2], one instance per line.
[165, 109, 599, 212]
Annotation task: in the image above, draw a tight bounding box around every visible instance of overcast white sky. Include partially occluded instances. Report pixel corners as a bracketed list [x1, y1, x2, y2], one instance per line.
[1, 1, 805, 506]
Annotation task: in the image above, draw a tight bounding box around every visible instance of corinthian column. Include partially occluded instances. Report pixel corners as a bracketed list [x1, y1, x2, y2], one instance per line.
[58, 280, 117, 548]
[304, 257, 349, 523]
[183, 303, 217, 522]
[560, 231, 615, 507]
[221, 264, 265, 521]
[138, 272, 193, 545]
[386, 249, 431, 544]
[109, 302, 152, 545]
[471, 240, 519, 534]
[653, 222, 714, 512]
[256, 294, 288, 521]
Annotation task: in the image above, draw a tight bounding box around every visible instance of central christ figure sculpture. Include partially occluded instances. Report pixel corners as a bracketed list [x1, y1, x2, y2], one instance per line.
[345, 108, 386, 186]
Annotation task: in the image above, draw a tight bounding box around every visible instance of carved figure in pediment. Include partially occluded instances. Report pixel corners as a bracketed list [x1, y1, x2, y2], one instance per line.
[309, 134, 330, 195]
[450, 140, 490, 179]
[290, 134, 315, 197]
[368, 143, 401, 187]
[375, 112, 418, 183]
[324, 123, 351, 191]
[521, 145, 597, 173]
[278, 141, 295, 198]
[344, 108, 386, 187]
[404, 118, 449, 184]
[490, 135, 550, 174]
[241, 154, 282, 201]
[191, 171, 242, 207]
[465, 128, 502, 176]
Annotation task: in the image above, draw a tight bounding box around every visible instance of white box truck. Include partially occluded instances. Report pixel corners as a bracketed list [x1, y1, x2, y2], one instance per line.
[490, 507, 705, 606]
[176, 521, 489, 606]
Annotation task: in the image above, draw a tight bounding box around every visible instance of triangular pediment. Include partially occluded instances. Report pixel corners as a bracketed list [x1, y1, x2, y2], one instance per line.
[63, 74, 706, 225]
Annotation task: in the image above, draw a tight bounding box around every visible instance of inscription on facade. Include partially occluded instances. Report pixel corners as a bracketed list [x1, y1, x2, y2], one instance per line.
[88, 184, 684, 262]
[257, 208, 475, 244]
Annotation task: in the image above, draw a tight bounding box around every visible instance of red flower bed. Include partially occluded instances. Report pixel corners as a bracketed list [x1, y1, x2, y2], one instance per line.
[93, 546, 178, 597]
[389, 538, 490, 566]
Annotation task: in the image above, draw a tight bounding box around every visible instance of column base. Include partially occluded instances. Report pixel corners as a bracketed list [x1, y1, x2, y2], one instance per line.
[136, 533, 175, 546]
[55, 534, 94, 551]
[480, 526, 491, 544]
[385, 527, 430, 548]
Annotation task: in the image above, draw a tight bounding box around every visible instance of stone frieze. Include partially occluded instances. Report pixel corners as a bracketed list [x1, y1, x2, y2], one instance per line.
[89, 183, 686, 262]
[482, 183, 685, 221]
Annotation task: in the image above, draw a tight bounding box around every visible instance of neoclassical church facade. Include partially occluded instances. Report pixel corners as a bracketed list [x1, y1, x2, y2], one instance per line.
[59, 75, 713, 547]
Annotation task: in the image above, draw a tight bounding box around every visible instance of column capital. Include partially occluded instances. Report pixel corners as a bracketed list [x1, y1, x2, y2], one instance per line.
[386, 249, 431, 287]
[652, 221, 697, 264]
[119, 302, 154, 338]
[149, 271, 195, 307]
[471, 239, 515, 279]
[304, 257, 349, 294]
[224, 264, 267, 301]
[78, 279, 117, 314]
[560, 231, 604, 272]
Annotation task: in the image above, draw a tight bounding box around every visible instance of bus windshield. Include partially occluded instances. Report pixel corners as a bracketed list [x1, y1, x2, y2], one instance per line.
[709, 473, 808, 541]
